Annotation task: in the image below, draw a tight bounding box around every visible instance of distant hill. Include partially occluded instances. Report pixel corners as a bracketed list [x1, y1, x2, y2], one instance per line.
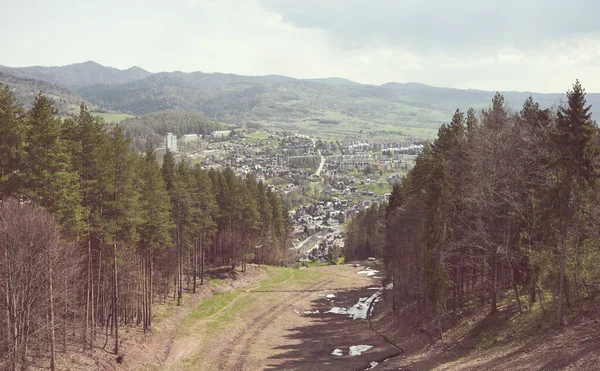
[0, 72, 96, 115]
[79, 71, 600, 139]
[0, 61, 151, 89]
[4, 61, 599, 140]
[303, 77, 360, 86]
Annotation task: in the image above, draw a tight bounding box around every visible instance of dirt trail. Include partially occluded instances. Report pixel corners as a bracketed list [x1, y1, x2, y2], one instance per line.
[162, 264, 398, 370]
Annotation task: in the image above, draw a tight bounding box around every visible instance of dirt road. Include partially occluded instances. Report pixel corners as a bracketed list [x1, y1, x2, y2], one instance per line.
[162, 264, 398, 370]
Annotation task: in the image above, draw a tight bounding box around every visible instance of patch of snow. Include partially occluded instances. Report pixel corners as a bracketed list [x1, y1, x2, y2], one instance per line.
[304, 310, 320, 314]
[385, 282, 393, 290]
[326, 294, 336, 299]
[332, 348, 343, 356]
[357, 267, 379, 277]
[325, 307, 347, 314]
[365, 361, 379, 370]
[349, 345, 373, 356]
[348, 291, 381, 320]
[372, 276, 382, 279]
[326, 290, 382, 320]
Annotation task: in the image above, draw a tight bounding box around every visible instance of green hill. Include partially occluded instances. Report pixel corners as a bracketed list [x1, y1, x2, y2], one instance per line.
[4, 61, 599, 140]
[0, 61, 151, 89]
[0, 72, 96, 115]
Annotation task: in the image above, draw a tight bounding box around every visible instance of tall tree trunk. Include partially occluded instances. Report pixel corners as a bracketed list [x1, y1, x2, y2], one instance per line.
[47, 248, 56, 371]
[4, 245, 15, 371]
[113, 243, 119, 355]
[489, 252, 497, 314]
[148, 251, 153, 330]
[558, 235, 566, 325]
[201, 230, 205, 286]
[529, 265, 537, 305]
[192, 238, 197, 294]
[85, 232, 92, 351]
[63, 276, 67, 353]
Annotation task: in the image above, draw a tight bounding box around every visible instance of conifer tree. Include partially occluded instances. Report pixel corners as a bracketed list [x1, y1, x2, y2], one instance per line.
[22, 93, 84, 236]
[0, 85, 25, 199]
[552, 80, 599, 325]
[103, 126, 139, 354]
[137, 148, 173, 332]
[66, 104, 110, 351]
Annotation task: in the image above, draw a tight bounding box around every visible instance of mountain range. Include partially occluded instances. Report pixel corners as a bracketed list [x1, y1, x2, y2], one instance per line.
[1, 61, 597, 140]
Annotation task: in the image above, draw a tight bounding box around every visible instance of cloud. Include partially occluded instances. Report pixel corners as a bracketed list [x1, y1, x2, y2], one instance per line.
[1, 0, 600, 92]
[261, 0, 600, 51]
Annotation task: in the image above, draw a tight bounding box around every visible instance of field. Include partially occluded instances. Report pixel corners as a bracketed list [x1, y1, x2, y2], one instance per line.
[92, 112, 134, 123]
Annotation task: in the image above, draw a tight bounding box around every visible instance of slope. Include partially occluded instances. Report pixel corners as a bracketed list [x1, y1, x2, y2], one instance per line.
[0, 72, 97, 115]
[0, 61, 151, 89]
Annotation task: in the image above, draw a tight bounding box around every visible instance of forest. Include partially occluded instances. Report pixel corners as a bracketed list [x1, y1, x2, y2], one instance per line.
[0, 86, 291, 370]
[345, 81, 600, 331]
[118, 110, 226, 151]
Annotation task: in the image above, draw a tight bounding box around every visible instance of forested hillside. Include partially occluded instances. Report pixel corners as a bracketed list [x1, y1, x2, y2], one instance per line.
[0, 85, 291, 370]
[0, 61, 151, 89]
[118, 110, 227, 150]
[346, 80, 600, 328]
[75, 70, 600, 139]
[0, 72, 96, 114]
[6, 61, 600, 140]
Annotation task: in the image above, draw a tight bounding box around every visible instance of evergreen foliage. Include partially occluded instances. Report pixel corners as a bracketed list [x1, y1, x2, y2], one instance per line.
[345, 81, 600, 327]
[0, 87, 291, 367]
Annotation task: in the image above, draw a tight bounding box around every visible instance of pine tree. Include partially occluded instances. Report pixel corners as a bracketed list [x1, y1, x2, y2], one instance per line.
[552, 80, 599, 325]
[66, 103, 110, 351]
[0, 85, 26, 199]
[103, 126, 139, 354]
[21, 93, 84, 236]
[137, 148, 173, 332]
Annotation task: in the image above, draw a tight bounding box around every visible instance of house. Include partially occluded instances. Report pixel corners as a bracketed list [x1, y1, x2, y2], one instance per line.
[211, 130, 232, 139]
[181, 134, 199, 143]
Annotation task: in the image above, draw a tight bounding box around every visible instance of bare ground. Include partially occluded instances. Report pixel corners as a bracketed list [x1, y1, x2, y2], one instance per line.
[163, 263, 398, 370]
[370, 294, 600, 370]
[57, 265, 268, 370]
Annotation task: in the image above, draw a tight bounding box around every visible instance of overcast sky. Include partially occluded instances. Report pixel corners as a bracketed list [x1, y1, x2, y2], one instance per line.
[2, 0, 599, 92]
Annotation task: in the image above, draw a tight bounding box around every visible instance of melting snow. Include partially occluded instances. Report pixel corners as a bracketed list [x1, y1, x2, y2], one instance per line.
[325, 307, 347, 315]
[304, 310, 320, 314]
[365, 361, 379, 370]
[349, 345, 373, 356]
[357, 267, 379, 276]
[325, 290, 382, 320]
[385, 282, 393, 290]
[332, 348, 343, 356]
[326, 294, 336, 299]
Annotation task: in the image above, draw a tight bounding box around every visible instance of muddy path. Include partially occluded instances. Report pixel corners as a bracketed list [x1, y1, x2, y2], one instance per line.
[162, 264, 398, 370]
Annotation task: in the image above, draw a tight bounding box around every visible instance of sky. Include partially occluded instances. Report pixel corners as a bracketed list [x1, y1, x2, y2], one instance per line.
[2, 0, 600, 93]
